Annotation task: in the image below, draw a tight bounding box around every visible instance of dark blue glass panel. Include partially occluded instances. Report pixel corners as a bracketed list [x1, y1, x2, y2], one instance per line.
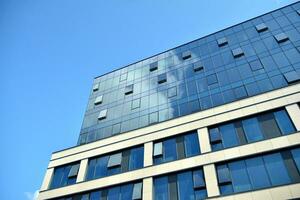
[154, 176, 169, 200]
[217, 164, 231, 184]
[90, 191, 101, 200]
[242, 117, 264, 142]
[129, 146, 144, 170]
[86, 159, 97, 180]
[245, 157, 271, 189]
[229, 160, 252, 192]
[263, 153, 291, 186]
[195, 189, 207, 200]
[120, 184, 133, 200]
[164, 138, 177, 162]
[95, 156, 109, 178]
[50, 167, 64, 189]
[219, 123, 239, 148]
[107, 186, 120, 200]
[177, 171, 195, 200]
[184, 132, 201, 157]
[274, 110, 295, 135]
[291, 148, 300, 173]
[193, 169, 205, 188]
[220, 184, 234, 195]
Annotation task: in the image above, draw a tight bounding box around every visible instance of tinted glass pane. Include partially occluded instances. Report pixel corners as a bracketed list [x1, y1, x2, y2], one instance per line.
[219, 123, 239, 148]
[195, 189, 207, 200]
[177, 171, 195, 200]
[129, 147, 144, 170]
[291, 148, 300, 173]
[193, 169, 205, 188]
[184, 132, 201, 157]
[90, 191, 101, 200]
[229, 160, 252, 192]
[107, 186, 120, 200]
[242, 117, 264, 142]
[220, 184, 234, 195]
[245, 157, 271, 189]
[263, 153, 291, 186]
[154, 176, 169, 200]
[95, 156, 109, 178]
[274, 110, 295, 135]
[164, 138, 177, 162]
[50, 167, 64, 188]
[120, 184, 133, 200]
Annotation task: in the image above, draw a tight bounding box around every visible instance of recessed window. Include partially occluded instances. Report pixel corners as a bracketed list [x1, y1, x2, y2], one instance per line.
[168, 86, 177, 98]
[93, 83, 99, 92]
[132, 183, 142, 200]
[98, 109, 107, 120]
[217, 37, 228, 47]
[107, 153, 122, 168]
[232, 47, 244, 58]
[182, 51, 192, 60]
[120, 73, 127, 81]
[158, 73, 167, 84]
[274, 33, 289, 43]
[125, 84, 134, 95]
[94, 95, 103, 105]
[68, 164, 80, 178]
[207, 74, 218, 85]
[250, 59, 263, 71]
[193, 61, 204, 72]
[153, 142, 163, 157]
[209, 128, 221, 143]
[150, 62, 158, 72]
[283, 71, 300, 83]
[193, 169, 206, 189]
[131, 98, 140, 110]
[255, 23, 268, 33]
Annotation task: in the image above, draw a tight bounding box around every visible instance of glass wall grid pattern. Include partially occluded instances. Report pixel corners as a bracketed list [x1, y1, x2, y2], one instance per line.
[86, 145, 144, 181]
[209, 108, 296, 151]
[216, 146, 300, 196]
[79, 2, 300, 145]
[49, 162, 80, 189]
[154, 168, 207, 200]
[52, 181, 143, 200]
[153, 130, 201, 165]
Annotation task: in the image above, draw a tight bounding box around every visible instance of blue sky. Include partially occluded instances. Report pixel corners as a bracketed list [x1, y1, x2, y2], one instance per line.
[0, 0, 297, 199]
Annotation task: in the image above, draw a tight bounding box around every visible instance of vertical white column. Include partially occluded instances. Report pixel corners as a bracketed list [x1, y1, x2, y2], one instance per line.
[203, 164, 220, 197]
[197, 127, 212, 153]
[143, 177, 153, 200]
[76, 159, 88, 183]
[144, 142, 153, 167]
[40, 168, 54, 191]
[286, 104, 300, 131]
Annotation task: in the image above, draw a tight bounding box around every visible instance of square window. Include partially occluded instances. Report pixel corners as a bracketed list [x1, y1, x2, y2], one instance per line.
[283, 71, 300, 83]
[149, 112, 158, 124]
[120, 73, 127, 81]
[132, 183, 142, 200]
[107, 153, 122, 168]
[94, 95, 103, 105]
[68, 164, 80, 178]
[193, 170, 206, 189]
[98, 109, 107, 120]
[255, 23, 268, 33]
[207, 74, 218, 85]
[158, 73, 167, 84]
[125, 84, 134, 95]
[249, 59, 263, 71]
[234, 86, 247, 99]
[209, 128, 221, 143]
[150, 62, 158, 72]
[182, 51, 192, 60]
[232, 48, 244, 58]
[193, 62, 204, 72]
[153, 142, 163, 157]
[217, 165, 231, 184]
[132, 99, 140, 110]
[217, 37, 228, 47]
[168, 87, 177, 98]
[274, 33, 289, 43]
[93, 83, 99, 92]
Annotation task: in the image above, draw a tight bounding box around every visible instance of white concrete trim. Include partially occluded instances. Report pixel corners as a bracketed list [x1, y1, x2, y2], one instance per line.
[40, 168, 54, 191]
[142, 177, 153, 200]
[38, 133, 300, 199]
[204, 164, 220, 197]
[76, 159, 88, 183]
[51, 84, 300, 161]
[198, 127, 212, 153]
[286, 104, 300, 131]
[144, 142, 153, 167]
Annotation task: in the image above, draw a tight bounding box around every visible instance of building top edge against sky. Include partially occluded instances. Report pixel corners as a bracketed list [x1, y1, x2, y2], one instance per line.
[77, 1, 300, 147]
[93, 1, 299, 81]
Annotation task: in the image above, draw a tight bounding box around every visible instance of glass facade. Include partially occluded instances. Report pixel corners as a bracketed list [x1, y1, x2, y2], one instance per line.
[216, 146, 300, 195]
[86, 145, 144, 181]
[154, 168, 207, 200]
[153, 131, 200, 165]
[53, 181, 143, 200]
[209, 108, 296, 151]
[50, 162, 80, 189]
[79, 2, 300, 145]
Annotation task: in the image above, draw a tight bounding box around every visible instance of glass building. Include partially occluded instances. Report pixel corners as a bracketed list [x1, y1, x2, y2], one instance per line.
[38, 2, 300, 200]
